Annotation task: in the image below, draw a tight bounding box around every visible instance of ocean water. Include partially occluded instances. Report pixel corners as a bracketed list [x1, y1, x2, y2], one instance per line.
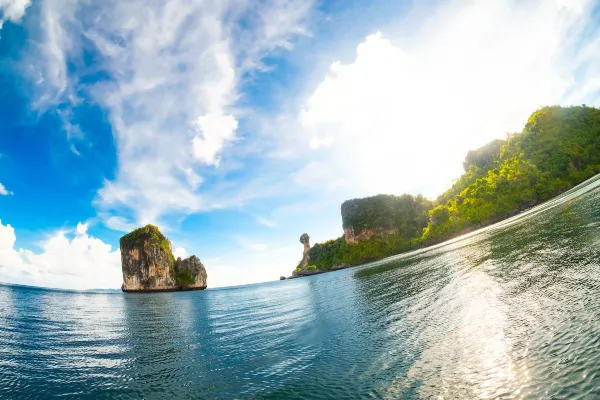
[2, 179, 600, 399]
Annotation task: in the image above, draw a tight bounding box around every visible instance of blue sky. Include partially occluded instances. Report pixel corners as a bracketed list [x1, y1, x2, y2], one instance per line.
[1, 0, 600, 289]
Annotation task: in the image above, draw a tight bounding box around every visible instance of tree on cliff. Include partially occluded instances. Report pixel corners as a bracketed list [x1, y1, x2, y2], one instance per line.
[299, 105, 600, 273]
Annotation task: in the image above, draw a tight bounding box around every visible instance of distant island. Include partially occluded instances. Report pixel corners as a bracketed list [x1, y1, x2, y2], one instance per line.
[290, 105, 600, 277]
[120, 225, 207, 292]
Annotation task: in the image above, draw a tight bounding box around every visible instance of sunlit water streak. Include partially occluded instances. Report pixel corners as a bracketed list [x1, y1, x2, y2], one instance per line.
[2, 177, 600, 398]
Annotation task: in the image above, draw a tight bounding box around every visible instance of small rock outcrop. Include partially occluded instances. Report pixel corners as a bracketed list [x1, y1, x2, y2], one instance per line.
[173, 255, 208, 290]
[299, 233, 310, 269]
[120, 225, 207, 292]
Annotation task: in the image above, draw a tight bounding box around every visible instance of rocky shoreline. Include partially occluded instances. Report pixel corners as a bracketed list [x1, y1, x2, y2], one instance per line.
[281, 262, 351, 280]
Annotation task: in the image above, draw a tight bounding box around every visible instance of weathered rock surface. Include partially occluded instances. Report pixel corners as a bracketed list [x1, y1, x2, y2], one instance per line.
[173, 255, 207, 290]
[120, 225, 207, 292]
[343, 227, 398, 244]
[299, 233, 311, 268]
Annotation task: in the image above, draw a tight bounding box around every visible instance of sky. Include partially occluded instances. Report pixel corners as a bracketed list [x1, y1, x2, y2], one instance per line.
[1, 0, 600, 290]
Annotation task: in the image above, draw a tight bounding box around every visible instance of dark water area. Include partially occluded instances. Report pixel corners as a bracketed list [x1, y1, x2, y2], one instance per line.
[2, 178, 600, 399]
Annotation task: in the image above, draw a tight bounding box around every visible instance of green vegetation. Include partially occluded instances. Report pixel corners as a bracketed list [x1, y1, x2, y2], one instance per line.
[421, 105, 600, 243]
[173, 267, 196, 285]
[307, 265, 318, 270]
[120, 224, 176, 268]
[341, 194, 432, 235]
[308, 234, 414, 270]
[303, 105, 600, 271]
[461, 139, 504, 173]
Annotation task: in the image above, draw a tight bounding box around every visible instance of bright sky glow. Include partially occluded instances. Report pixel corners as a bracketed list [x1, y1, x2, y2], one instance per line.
[1, 0, 600, 290]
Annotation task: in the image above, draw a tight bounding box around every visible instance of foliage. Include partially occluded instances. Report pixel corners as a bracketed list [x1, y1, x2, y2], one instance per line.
[462, 139, 504, 172]
[121, 224, 176, 269]
[422, 105, 600, 242]
[307, 265, 318, 270]
[303, 105, 600, 271]
[307, 233, 414, 271]
[341, 194, 432, 238]
[173, 268, 196, 286]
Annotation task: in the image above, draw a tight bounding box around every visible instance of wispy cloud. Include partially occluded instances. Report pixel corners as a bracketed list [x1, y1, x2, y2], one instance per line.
[25, 0, 315, 228]
[255, 215, 278, 228]
[0, 182, 12, 196]
[234, 236, 269, 252]
[103, 216, 138, 233]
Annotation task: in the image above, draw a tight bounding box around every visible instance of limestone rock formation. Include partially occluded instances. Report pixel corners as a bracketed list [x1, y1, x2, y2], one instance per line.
[341, 194, 431, 244]
[299, 233, 310, 269]
[120, 225, 207, 292]
[173, 255, 207, 290]
[343, 227, 398, 244]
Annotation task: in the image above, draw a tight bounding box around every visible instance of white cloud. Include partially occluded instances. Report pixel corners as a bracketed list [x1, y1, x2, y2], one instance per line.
[0, 219, 296, 290]
[0, 182, 12, 196]
[75, 222, 87, 235]
[255, 215, 278, 228]
[103, 216, 139, 233]
[0, 220, 122, 290]
[173, 247, 188, 260]
[192, 113, 239, 166]
[26, 0, 315, 227]
[297, 0, 600, 199]
[0, 0, 31, 28]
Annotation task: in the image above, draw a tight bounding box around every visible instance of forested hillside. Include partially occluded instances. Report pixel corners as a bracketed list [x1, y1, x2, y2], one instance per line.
[296, 105, 600, 273]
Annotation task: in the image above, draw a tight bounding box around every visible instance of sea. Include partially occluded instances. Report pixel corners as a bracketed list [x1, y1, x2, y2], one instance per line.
[2, 177, 600, 399]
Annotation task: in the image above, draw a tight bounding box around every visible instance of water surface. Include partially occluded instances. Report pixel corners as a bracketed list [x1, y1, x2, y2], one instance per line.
[2, 178, 600, 398]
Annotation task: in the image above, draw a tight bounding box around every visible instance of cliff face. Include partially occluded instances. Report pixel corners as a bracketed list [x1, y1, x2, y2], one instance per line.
[343, 227, 398, 244]
[173, 255, 207, 290]
[341, 194, 431, 244]
[121, 240, 176, 291]
[120, 225, 207, 292]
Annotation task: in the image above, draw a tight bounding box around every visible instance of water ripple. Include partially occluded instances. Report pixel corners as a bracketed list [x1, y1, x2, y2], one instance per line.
[3, 180, 600, 398]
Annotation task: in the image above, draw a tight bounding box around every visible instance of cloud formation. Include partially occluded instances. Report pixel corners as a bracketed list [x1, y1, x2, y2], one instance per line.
[0, 220, 296, 290]
[255, 215, 278, 228]
[0, 220, 122, 290]
[28, 0, 315, 227]
[0, 0, 31, 29]
[298, 0, 600, 199]
[0, 182, 11, 196]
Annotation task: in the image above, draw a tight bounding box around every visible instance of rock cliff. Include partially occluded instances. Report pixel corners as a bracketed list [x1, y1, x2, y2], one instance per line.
[120, 225, 207, 292]
[341, 194, 431, 244]
[299, 233, 310, 268]
[343, 227, 398, 244]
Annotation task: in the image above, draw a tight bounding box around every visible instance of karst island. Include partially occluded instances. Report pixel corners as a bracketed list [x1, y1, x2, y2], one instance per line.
[120, 224, 208, 292]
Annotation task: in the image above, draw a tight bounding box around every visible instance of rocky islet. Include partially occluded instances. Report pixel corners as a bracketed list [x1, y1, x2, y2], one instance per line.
[120, 225, 207, 292]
